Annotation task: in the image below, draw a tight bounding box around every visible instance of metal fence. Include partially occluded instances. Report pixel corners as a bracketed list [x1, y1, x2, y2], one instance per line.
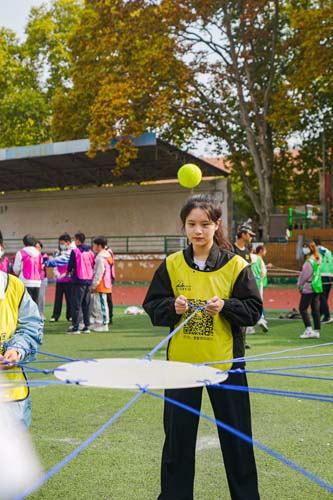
[3, 235, 188, 255]
[5, 235, 333, 276]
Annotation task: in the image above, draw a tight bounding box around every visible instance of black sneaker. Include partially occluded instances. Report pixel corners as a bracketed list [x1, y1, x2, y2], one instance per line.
[66, 326, 81, 335]
[81, 327, 91, 334]
[245, 343, 251, 349]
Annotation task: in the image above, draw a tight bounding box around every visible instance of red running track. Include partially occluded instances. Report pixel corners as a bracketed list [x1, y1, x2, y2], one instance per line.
[45, 284, 333, 310]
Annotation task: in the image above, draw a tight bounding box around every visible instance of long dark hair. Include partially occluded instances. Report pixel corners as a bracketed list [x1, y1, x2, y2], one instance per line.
[180, 194, 232, 250]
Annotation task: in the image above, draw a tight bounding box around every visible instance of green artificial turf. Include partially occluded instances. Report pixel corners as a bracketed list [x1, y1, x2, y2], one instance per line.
[26, 306, 333, 500]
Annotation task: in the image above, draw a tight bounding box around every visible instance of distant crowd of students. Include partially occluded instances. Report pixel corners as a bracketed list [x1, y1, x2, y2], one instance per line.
[0, 231, 115, 334]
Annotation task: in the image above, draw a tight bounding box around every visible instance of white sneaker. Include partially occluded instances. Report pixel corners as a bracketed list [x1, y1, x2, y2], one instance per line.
[91, 324, 109, 332]
[257, 318, 269, 332]
[246, 327, 256, 334]
[299, 327, 319, 339]
[321, 318, 333, 324]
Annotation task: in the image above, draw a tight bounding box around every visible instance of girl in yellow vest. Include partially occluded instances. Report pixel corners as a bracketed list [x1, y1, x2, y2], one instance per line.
[143, 194, 262, 500]
[0, 269, 43, 427]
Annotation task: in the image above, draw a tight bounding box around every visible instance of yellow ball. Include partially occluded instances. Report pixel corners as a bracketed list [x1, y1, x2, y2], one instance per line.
[177, 163, 202, 188]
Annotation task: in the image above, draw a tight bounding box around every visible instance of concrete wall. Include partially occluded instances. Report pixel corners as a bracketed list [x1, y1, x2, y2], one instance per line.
[0, 178, 229, 242]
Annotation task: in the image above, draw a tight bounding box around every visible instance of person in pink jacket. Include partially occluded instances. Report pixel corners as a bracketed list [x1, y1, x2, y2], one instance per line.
[13, 234, 43, 305]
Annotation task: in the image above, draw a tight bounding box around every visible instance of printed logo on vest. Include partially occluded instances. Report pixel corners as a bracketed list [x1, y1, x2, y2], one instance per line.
[176, 280, 192, 292]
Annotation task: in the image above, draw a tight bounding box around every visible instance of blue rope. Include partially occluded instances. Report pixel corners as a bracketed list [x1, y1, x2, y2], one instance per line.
[241, 362, 333, 372]
[243, 342, 333, 360]
[0, 380, 82, 389]
[202, 342, 333, 366]
[228, 363, 333, 381]
[243, 370, 333, 382]
[28, 359, 71, 364]
[206, 383, 333, 403]
[145, 308, 199, 360]
[4, 362, 65, 375]
[33, 350, 78, 362]
[142, 388, 333, 494]
[204, 352, 333, 366]
[15, 390, 145, 500]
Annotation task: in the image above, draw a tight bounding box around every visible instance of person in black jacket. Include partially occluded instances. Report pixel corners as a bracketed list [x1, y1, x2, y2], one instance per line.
[143, 194, 262, 500]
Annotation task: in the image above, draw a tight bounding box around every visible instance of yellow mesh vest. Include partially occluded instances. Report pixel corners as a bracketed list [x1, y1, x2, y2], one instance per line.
[166, 251, 248, 371]
[0, 275, 29, 402]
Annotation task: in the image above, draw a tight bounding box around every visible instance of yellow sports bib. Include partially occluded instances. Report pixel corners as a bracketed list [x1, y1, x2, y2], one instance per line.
[166, 251, 247, 371]
[0, 275, 29, 402]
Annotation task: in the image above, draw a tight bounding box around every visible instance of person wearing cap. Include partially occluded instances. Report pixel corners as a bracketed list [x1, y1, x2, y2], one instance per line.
[232, 224, 256, 263]
[232, 224, 257, 342]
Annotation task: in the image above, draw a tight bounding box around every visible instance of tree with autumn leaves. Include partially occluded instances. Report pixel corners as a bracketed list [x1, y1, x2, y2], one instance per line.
[1, 0, 333, 236]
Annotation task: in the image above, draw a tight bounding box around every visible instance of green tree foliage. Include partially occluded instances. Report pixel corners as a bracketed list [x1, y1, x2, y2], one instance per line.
[0, 29, 50, 147]
[51, 0, 286, 236]
[24, 0, 84, 101]
[52, 0, 195, 173]
[270, 1, 333, 207]
[1, 0, 331, 234]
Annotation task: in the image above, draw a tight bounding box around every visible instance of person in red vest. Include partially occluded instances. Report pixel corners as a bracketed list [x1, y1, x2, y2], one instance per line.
[13, 234, 43, 305]
[67, 232, 94, 334]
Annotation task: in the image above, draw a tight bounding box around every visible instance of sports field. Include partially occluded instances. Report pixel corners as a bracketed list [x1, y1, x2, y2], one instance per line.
[27, 304, 332, 500]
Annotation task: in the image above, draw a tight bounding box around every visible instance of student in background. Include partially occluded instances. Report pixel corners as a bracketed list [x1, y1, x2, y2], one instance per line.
[298, 241, 322, 339]
[231, 224, 255, 264]
[90, 236, 113, 332]
[45, 233, 75, 323]
[106, 245, 115, 324]
[232, 223, 256, 344]
[250, 244, 269, 333]
[13, 234, 43, 305]
[313, 238, 333, 324]
[67, 232, 94, 334]
[35, 240, 48, 320]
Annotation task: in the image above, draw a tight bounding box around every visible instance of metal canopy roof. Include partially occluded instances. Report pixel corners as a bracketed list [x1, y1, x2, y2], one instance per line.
[0, 133, 227, 192]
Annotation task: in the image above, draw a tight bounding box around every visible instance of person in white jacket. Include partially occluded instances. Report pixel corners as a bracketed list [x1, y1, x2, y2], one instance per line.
[13, 234, 43, 305]
[90, 236, 113, 332]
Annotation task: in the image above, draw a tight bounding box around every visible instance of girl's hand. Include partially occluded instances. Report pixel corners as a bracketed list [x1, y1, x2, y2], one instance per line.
[0, 349, 20, 368]
[205, 296, 224, 316]
[175, 295, 189, 315]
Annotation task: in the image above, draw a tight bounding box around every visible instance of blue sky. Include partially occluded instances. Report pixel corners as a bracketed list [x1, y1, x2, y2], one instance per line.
[0, 0, 49, 38]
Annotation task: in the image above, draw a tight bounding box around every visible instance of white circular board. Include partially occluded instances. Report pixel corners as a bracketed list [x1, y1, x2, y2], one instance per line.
[55, 358, 228, 390]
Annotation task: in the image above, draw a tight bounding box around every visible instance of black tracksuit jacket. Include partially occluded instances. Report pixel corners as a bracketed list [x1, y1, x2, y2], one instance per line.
[143, 242, 263, 364]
